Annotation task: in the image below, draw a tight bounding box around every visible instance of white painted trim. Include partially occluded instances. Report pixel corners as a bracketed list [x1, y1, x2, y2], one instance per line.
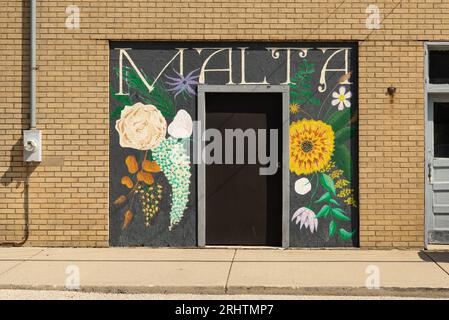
[424, 42, 449, 247]
[426, 84, 449, 93]
[196, 84, 290, 248]
[425, 42, 449, 51]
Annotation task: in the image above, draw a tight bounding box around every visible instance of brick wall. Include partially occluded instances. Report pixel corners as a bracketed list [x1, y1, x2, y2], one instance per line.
[1, 0, 447, 247]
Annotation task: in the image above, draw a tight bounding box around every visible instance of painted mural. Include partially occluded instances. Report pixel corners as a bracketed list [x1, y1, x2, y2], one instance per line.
[288, 59, 358, 246]
[109, 42, 358, 247]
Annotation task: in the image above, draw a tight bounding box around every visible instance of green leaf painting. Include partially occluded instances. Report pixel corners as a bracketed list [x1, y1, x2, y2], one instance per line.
[331, 208, 351, 221]
[338, 228, 357, 240]
[326, 107, 351, 132]
[110, 84, 132, 120]
[329, 220, 337, 237]
[316, 205, 331, 218]
[111, 66, 176, 120]
[315, 192, 331, 203]
[334, 127, 353, 145]
[289, 59, 321, 108]
[320, 173, 336, 196]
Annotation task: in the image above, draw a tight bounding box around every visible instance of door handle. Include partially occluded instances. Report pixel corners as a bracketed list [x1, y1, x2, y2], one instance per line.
[428, 162, 432, 183]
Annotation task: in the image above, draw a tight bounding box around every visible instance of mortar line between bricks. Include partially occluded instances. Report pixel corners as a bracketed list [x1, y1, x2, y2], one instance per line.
[224, 249, 237, 294]
[0, 248, 47, 278]
[423, 251, 449, 278]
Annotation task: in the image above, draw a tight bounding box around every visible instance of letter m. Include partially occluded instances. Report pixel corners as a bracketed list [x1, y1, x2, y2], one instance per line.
[225, 129, 257, 164]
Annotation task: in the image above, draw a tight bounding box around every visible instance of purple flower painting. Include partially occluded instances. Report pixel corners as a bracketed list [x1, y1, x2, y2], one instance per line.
[165, 69, 199, 99]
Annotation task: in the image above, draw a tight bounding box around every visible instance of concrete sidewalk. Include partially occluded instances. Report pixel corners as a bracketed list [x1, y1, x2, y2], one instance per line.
[0, 247, 448, 297]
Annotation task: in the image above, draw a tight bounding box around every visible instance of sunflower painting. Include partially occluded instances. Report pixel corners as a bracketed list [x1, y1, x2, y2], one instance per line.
[290, 119, 335, 175]
[289, 58, 358, 246]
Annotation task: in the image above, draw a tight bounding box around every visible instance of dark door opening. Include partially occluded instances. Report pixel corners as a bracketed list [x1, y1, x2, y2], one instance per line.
[205, 92, 283, 246]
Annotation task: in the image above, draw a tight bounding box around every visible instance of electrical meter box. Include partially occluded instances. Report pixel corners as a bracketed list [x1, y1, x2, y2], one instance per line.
[23, 129, 42, 162]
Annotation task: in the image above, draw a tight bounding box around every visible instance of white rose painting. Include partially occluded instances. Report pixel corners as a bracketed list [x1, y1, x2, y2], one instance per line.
[115, 102, 167, 150]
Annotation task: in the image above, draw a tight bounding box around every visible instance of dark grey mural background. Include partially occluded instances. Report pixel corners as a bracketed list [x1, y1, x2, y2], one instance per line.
[109, 42, 358, 247]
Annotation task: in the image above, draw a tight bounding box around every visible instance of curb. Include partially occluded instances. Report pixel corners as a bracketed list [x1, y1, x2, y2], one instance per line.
[1, 285, 448, 298]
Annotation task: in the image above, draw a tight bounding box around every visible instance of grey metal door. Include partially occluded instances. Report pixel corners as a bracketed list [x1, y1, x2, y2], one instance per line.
[426, 95, 449, 243]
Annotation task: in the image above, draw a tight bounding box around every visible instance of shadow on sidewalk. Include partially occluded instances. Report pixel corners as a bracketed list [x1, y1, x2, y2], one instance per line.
[418, 251, 449, 263]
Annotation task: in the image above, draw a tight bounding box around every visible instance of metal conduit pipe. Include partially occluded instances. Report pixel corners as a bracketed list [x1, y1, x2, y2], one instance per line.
[30, 0, 37, 129]
[0, 0, 36, 246]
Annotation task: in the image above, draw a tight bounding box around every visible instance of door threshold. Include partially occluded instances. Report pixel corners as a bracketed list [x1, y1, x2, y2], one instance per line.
[204, 245, 285, 250]
[203, 246, 361, 250]
[426, 244, 449, 251]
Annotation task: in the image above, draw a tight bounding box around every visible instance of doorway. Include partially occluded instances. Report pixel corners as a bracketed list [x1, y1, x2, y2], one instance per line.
[426, 95, 449, 244]
[197, 85, 290, 247]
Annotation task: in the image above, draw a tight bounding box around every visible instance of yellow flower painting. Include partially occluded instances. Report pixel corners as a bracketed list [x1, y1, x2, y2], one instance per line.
[290, 119, 335, 175]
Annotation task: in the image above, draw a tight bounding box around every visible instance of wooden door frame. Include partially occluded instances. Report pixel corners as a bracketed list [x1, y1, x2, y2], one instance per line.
[196, 85, 290, 248]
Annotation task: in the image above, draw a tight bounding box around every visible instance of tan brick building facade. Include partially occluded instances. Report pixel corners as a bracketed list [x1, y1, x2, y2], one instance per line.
[2, 0, 448, 248]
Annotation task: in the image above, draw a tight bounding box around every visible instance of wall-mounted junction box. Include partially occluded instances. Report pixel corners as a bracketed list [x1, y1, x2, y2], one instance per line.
[23, 129, 42, 162]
